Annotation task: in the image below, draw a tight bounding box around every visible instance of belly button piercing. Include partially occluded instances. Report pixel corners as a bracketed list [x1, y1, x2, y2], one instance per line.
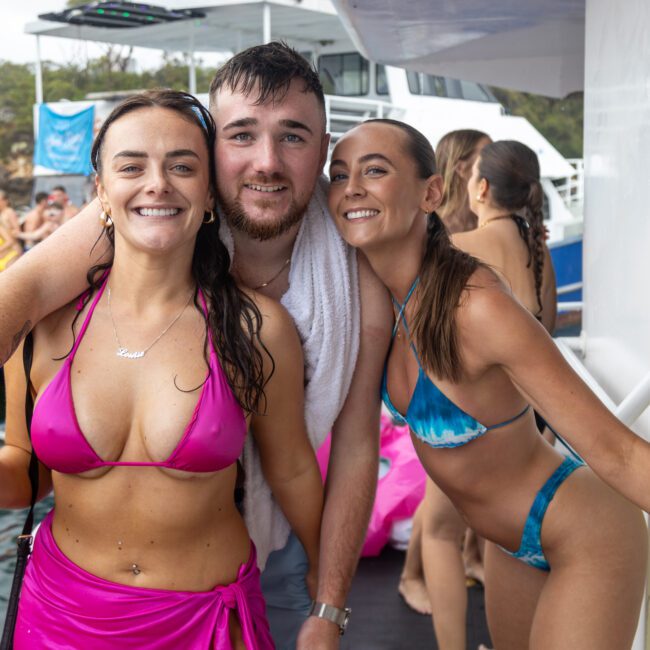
[131, 564, 141, 575]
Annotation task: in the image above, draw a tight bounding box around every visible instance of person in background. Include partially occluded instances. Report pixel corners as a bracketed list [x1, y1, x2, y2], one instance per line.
[2, 89, 323, 649]
[437, 129, 492, 234]
[329, 119, 648, 650]
[0, 189, 21, 235]
[0, 221, 21, 272]
[14, 201, 64, 247]
[456, 140, 557, 333]
[49, 185, 79, 221]
[22, 192, 50, 237]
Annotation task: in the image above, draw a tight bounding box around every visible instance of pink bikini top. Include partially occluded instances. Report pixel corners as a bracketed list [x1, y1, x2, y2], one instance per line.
[31, 277, 247, 475]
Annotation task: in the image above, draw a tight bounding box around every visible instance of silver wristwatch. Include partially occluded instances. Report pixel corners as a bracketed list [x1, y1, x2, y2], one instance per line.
[308, 601, 351, 635]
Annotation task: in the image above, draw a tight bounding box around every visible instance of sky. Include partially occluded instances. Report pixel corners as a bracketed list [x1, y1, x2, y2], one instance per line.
[0, 2, 224, 70]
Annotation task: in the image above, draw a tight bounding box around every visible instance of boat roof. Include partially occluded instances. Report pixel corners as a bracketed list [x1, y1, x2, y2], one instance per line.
[25, 0, 355, 55]
[331, 0, 585, 98]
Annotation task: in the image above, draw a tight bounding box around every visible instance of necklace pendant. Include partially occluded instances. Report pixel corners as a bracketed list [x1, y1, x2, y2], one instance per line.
[117, 348, 145, 360]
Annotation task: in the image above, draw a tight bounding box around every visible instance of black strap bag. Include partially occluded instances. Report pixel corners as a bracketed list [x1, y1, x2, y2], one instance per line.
[1, 333, 40, 650]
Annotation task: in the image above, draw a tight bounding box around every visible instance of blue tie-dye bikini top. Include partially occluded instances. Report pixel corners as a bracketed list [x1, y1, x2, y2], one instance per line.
[381, 277, 529, 448]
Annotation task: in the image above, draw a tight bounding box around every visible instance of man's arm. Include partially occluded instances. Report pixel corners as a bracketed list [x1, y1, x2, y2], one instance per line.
[250, 294, 324, 592]
[0, 199, 107, 364]
[297, 252, 392, 648]
[13, 221, 52, 242]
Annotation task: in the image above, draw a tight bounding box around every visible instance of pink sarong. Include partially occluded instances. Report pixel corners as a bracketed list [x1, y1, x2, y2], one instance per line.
[15, 510, 274, 649]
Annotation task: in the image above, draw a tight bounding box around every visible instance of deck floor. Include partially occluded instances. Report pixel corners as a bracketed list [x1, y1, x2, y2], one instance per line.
[342, 547, 492, 650]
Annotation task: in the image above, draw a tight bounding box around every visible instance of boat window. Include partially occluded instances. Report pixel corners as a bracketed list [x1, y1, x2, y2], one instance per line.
[444, 78, 463, 99]
[406, 71, 421, 94]
[318, 53, 369, 96]
[376, 64, 389, 95]
[458, 80, 493, 102]
[406, 71, 448, 97]
[406, 72, 497, 103]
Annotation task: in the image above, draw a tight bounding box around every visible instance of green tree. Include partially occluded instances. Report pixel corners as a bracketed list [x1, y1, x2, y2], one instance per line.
[490, 87, 584, 158]
[0, 62, 35, 161]
[0, 58, 219, 166]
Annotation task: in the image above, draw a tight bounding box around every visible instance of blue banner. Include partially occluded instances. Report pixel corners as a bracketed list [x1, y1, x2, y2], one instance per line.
[34, 104, 95, 175]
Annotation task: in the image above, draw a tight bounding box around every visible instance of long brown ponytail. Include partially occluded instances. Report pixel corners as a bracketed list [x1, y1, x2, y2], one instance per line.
[478, 140, 545, 316]
[365, 119, 482, 382]
[413, 212, 481, 382]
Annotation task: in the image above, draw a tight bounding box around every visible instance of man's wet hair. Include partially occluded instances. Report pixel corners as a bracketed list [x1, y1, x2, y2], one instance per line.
[35, 192, 49, 204]
[209, 41, 325, 120]
[52, 185, 66, 193]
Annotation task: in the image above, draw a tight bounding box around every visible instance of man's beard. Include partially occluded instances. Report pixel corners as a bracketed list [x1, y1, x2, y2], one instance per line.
[219, 193, 309, 242]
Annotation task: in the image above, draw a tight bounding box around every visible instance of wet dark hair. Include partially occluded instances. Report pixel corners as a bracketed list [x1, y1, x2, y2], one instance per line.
[209, 41, 325, 129]
[364, 119, 482, 382]
[51, 185, 66, 193]
[478, 140, 545, 317]
[35, 191, 49, 204]
[70, 89, 269, 413]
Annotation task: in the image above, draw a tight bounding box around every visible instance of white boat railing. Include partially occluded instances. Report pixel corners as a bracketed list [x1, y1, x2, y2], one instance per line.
[555, 336, 650, 425]
[557, 301, 583, 312]
[556, 281, 583, 313]
[324, 95, 404, 145]
[554, 338, 616, 410]
[554, 158, 584, 212]
[557, 281, 583, 296]
[554, 336, 649, 650]
[556, 280, 583, 313]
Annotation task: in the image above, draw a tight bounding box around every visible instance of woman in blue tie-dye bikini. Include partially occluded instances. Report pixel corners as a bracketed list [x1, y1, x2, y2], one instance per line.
[328, 119, 649, 650]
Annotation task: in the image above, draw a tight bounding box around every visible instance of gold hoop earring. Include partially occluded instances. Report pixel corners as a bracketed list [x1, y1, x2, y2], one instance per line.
[203, 210, 216, 225]
[99, 210, 113, 228]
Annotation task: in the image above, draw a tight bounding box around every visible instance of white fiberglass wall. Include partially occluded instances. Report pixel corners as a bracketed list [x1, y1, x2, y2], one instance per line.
[583, 0, 650, 437]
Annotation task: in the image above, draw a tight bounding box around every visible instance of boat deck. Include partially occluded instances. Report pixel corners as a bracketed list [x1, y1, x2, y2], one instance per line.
[343, 546, 492, 649]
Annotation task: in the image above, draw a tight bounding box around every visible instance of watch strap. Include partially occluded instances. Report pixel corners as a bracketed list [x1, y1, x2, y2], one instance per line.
[308, 601, 351, 635]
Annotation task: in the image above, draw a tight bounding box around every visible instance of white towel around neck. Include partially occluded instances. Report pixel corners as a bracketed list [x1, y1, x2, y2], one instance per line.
[219, 176, 361, 568]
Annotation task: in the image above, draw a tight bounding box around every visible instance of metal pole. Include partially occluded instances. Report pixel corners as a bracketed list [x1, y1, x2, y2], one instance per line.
[263, 2, 271, 43]
[188, 22, 196, 95]
[35, 35, 44, 104]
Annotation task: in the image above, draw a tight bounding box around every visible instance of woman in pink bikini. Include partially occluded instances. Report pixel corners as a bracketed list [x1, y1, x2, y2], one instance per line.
[1, 90, 323, 649]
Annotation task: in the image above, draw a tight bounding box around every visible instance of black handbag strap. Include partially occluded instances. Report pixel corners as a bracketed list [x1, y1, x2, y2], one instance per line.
[20, 332, 38, 536]
[0, 333, 39, 650]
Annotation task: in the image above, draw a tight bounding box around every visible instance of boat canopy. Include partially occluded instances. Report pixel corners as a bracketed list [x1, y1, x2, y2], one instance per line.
[25, 0, 354, 55]
[331, 0, 585, 98]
